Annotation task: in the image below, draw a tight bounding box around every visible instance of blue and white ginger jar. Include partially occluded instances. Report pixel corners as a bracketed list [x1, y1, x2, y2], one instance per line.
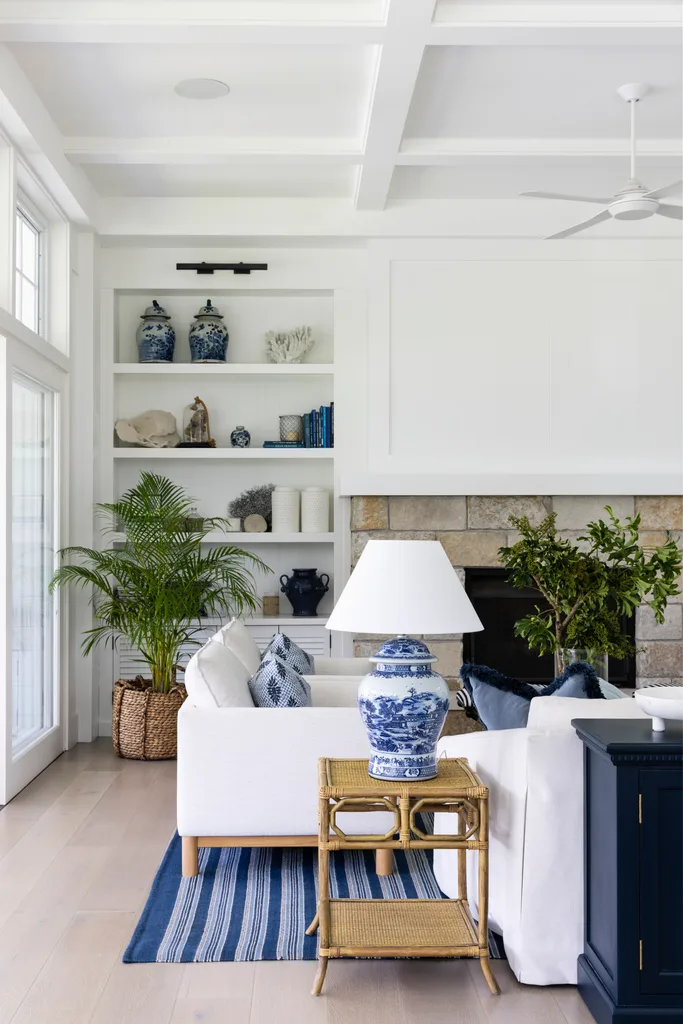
[358, 636, 450, 781]
[230, 425, 251, 448]
[136, 300, 175, 363]
[189, 300, 229, 363]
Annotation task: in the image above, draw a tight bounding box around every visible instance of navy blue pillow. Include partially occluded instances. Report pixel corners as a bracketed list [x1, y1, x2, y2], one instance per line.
[459, 662, 604, 731]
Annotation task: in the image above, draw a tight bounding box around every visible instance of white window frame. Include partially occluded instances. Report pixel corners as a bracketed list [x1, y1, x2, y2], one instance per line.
[14, 191, 47, 338]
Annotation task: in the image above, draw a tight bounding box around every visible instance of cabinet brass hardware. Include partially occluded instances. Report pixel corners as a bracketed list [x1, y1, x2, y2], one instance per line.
[640, 940, 643, 970]
[638, 793, 642, 824]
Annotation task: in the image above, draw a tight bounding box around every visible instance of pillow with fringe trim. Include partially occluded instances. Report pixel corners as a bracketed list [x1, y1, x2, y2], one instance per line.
[459, 661, 604, 731]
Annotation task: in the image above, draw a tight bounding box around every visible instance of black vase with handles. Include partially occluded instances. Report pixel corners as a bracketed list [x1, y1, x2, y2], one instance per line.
[280, 568, 330, 617]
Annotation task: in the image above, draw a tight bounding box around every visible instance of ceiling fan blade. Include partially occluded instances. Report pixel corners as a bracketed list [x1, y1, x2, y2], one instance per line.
[546, 209, 612, 240]
[521, 190, 610, 205]
[643, 179, 682, 200]
[657, 204, 683, 220]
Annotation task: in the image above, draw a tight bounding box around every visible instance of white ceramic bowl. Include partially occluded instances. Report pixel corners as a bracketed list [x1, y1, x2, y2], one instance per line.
[634, 686, 683, 731]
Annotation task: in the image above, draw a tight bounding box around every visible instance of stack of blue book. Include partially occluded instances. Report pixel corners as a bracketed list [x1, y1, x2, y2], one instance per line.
[303, 404, 334, 448]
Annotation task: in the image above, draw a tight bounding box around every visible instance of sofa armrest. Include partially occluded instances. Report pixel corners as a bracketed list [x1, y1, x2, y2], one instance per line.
[314, 656, 371, 676]
[177, 703, 390, 838]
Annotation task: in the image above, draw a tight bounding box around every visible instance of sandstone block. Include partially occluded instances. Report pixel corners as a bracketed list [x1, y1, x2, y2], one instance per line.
[552, 496, 634, 531]
[351, 530, 388, 566]
[389, 496, 466, 531]
[467, 496, 550, 530]
[636, 642, 683, 678]
[636, 496, 683, 531]
[438, 531, 507, 567]
[636, 604, 683, 641]
[428, 640, 463, 678]
[351, 496, 388, 531]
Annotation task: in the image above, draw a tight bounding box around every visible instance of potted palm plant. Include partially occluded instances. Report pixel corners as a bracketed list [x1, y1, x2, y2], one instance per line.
[50, 472, 269, 759]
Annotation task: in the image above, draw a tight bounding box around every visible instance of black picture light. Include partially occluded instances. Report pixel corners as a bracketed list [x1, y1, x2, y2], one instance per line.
[175, 261, 268, 276]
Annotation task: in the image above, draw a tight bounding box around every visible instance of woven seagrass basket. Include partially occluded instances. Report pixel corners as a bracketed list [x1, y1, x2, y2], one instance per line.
[112, 678, 187, 760]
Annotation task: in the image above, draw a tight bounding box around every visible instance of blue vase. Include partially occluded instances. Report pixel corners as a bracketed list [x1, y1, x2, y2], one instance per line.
[136, 300, 175, 363]
[230, 425, 251, 448]
[358, 636, 450, 781]
[189, 300, 229, 363]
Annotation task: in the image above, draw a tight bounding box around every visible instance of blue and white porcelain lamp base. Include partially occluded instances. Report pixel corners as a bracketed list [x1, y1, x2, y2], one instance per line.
[358, 636, 450, 781]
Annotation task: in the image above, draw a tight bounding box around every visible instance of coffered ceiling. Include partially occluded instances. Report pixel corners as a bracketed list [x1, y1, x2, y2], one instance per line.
[0, 1, 680, 228]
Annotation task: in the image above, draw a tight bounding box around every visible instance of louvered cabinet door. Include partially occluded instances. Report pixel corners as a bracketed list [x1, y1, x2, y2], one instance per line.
[279, 624, 330, 659]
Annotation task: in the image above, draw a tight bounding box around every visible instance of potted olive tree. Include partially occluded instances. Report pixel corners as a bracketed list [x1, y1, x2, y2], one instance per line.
[50, 472, 269, 759]
[499, 507, 681, 678]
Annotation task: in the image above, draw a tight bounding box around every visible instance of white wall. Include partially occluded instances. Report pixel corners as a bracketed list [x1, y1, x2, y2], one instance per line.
[340, 238, 683, 496]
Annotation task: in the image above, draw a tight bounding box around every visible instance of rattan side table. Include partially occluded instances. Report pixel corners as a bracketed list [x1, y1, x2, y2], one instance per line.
[306, 757, 500, 996]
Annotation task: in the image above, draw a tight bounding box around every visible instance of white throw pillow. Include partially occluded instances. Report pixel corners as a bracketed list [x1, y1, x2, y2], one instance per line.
[185, 640, 254, 708]
[210, 618, 262, 675]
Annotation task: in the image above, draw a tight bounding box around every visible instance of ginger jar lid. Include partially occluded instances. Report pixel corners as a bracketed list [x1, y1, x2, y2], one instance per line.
[195, 300, 223, 318]
[370, 636, 436, 665]
[140, 299, 170, 320]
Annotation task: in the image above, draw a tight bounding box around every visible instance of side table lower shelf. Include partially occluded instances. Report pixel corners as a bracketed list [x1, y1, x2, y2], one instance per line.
[324, 897, 479, 956]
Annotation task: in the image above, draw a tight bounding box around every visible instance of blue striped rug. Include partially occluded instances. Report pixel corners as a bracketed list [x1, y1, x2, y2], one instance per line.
[124, 833, 505, 963]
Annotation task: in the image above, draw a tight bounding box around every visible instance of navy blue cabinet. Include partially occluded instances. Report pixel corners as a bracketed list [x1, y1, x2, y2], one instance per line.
[573, 719, 683, 1024]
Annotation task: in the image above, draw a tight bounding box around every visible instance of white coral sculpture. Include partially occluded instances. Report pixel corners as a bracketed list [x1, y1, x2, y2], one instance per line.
[265, 325, 315, 364]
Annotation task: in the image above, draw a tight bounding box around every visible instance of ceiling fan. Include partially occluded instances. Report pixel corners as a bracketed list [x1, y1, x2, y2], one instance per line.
[521, 83, 682, 238]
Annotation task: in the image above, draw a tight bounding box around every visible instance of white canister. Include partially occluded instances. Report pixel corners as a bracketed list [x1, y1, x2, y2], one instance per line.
[301, 487, 330, 533]
[271, 486, 300, 533]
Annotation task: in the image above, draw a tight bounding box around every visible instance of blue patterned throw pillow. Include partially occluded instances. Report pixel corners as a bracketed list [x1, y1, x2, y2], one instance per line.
[248, 652, 312, 708]
[459, 661, 605, 731]
[262, 633, 314, 675]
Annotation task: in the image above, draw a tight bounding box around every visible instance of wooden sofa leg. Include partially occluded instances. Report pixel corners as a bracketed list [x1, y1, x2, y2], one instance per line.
[182, 836, 199, 877]
[375, 848, 393, 875]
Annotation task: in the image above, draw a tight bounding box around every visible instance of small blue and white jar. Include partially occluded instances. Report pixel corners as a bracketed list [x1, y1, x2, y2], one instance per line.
[230, 425, 251, 448]
[358, 636, 450, 781]
[136, 300, 175, 363]
[189, 300, 229, 363]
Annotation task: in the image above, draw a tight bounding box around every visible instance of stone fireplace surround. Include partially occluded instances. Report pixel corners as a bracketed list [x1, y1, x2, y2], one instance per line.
[350, 495, 683, 691]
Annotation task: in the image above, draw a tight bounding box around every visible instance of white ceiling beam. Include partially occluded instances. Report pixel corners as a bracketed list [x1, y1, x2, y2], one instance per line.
[65, 138, 364, 166]
[0, 44, 97, 224]
[430, 2, 681, 45]
[95, 196, 683, 240]
[397, 138, 683, 164]
[354, 0, 436, 211]
[0, 2, 387, 44]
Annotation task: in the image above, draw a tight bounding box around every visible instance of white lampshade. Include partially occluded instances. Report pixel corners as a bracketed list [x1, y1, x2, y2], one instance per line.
[326, 540, 483, 636]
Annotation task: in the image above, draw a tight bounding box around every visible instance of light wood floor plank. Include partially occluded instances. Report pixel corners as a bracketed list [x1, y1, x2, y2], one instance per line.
[79, 840, 172, 914]
[176, 961, 255, 1001]
[90, 962, 184, 1024]
[250, 961, 327, 1024]
[0, 771, 118, 930]
[0, 844, 112, 1024]
[395, 959, 489, 1024]
[9, 911, 137, 1024]
[324, 961, 407, 1024]
[552, 985, 597, 1024]
[467, 960, 568, 1024]
[67, 761, 161, 848]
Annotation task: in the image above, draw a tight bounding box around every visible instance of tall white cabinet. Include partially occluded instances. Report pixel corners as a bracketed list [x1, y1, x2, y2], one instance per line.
[95, 247, 363, 734]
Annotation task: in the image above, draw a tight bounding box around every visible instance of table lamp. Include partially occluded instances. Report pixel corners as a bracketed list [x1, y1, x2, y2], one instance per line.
[326, 539, 484, 780]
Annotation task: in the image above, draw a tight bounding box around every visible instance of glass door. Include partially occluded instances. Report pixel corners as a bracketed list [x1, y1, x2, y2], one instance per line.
[0, 337, 66, 804]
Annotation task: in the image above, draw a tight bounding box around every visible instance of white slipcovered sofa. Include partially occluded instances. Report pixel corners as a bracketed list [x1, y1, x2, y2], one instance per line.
[177, 620, 396, 876]
[433, 693, 648, 986]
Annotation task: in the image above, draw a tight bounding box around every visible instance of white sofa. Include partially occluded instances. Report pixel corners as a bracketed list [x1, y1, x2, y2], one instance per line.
[433, 693, 648, 986]
[177, 621, 396, 876]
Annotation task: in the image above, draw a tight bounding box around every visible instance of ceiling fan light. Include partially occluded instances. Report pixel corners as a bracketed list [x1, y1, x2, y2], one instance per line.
[609, 196, 659, 220]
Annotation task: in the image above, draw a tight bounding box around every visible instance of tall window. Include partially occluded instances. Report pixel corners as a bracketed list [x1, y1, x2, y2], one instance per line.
[11, 372, 58, 753]
[15, 199, 45, 335]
